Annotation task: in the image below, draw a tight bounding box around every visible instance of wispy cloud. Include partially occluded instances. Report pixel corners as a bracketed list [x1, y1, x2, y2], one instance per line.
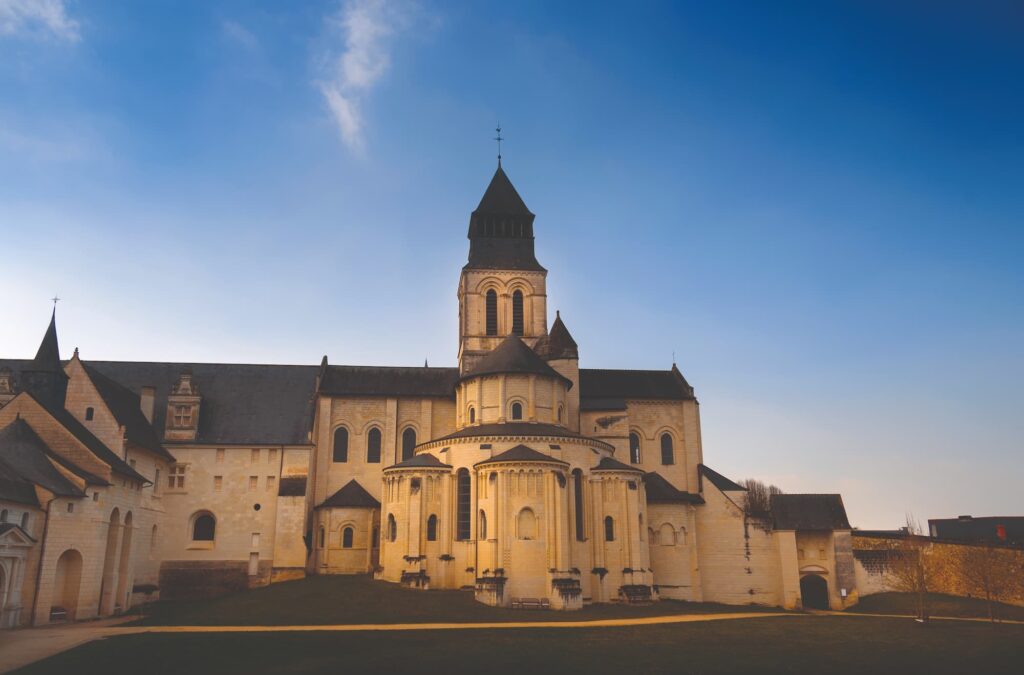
[317, 0, 410, 153]
[0, 0, 79, 41]
[222, 19, 258, 51]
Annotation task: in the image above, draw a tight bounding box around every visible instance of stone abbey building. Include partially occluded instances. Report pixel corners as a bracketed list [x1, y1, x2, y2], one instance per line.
[0, 165, 857, 626]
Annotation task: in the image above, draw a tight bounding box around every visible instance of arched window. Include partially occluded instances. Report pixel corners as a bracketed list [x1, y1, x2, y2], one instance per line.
[629, 432, 642, 464]
[318, 526, 325, 549]
[192, 512, 216, 541]
[387, 514, 397, 542]
[332, 427, 349, 463]
[468, 407, 476, 424]
[456, 469, 471, 540]
[485, 290, 498, 336]
[342, 527, 354, 548]
[511, 290, 524, 335]
[557, 404, 563, 423]
[659, 523, 676, 546]
[401, 428, 417, 462]
[479, 510, 488, 540]
[517, 508, 537, 540]
[426, 514, 438, 541]
[85, 407, 94, 421]
[604, 516, 615, 542]
[366, 427, 382, 463]
[20, 512, 30, 530]
[573, 469, 585, 541]
[510, 401, 523, 420]
[660, 433, 675, 465]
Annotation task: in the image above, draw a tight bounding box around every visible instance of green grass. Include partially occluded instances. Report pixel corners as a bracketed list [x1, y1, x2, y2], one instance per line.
[129, 575, 782, 626]
[15, 617, 1024, 675]
[848, 592, 1024, 622]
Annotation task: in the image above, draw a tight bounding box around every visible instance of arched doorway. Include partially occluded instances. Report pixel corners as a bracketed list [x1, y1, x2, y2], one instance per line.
[52, 549, 83, 621]
[800, 574, 829, 610]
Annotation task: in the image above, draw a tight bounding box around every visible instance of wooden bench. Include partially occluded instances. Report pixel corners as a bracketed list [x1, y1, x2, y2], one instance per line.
[511, 597, 550, 610]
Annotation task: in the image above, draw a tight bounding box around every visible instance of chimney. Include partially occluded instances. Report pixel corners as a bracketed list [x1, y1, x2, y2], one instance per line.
[140, 386, 155, 423]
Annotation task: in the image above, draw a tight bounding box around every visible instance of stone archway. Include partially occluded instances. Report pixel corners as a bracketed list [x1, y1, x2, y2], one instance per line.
[800, 574, 829, 610]
[114, 511, 134, 612]
[52, 549, 83, 621]
[98, 508, 121, 615]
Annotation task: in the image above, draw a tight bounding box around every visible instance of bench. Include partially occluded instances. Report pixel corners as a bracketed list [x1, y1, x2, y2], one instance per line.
[510, 597, 550, 610]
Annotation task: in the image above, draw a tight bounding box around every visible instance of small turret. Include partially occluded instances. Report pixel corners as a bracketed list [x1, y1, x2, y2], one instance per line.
[21, 309, 68, 410]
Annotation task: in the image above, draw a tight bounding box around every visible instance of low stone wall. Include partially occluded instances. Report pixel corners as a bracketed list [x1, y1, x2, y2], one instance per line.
[159, 560, 273, 599]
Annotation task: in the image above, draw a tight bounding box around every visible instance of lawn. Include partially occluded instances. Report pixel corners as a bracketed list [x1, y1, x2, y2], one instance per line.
[130, 574, 782, 626]
[848, 592, 1024, 622]
[15, 617, 1024, 675]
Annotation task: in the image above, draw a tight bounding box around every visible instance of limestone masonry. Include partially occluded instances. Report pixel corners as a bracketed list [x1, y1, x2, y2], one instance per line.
[0, 165, 859, 627]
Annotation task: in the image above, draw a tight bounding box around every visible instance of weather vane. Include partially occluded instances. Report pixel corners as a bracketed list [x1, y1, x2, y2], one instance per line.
[494, 124, 504, 167]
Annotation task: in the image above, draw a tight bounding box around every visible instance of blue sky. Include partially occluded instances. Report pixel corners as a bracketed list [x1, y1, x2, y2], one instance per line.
[1, 0, 1021, 528]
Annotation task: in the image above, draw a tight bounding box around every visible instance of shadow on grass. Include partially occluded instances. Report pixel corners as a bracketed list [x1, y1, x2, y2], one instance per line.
[129, 574, 784, 626]
[846, 592, 1024, 622]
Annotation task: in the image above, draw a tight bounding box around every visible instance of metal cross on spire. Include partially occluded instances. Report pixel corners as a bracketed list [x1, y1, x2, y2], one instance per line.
[51, 295, 60, 307]
[494, 124, 504, 167]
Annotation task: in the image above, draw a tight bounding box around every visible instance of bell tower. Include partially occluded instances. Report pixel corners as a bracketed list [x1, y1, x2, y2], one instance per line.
[458, 164, 548, 373]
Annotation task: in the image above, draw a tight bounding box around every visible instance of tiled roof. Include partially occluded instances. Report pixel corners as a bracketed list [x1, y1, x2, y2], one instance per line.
[465, 166, 544, 272]
[0, 417, 86, 503]
[82, 364, 174, 462]
[432, 422, 589, 443]
[318, 480, 380, 509]
[644, 472, 704, 504]
[475, 444, 567, 466]
[698, 464, 747, 493]
[771, 494, 851, 531]
[461, 337, 571, 386]
[320, 365, 458, 398]
[592, 456, 643, 473]
[533, 312, 578, 361]
[579, 365, 694, 402]
[387, 453, 451, 470]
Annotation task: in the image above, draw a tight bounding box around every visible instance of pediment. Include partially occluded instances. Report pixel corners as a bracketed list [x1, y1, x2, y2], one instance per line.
[0, 525, 36, 547]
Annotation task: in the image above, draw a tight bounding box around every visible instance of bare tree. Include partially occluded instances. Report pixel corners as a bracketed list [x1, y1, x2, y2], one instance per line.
[740, 479, 783, 518]
[885, 515, 933, 622]
[957, 542, 1018, 623]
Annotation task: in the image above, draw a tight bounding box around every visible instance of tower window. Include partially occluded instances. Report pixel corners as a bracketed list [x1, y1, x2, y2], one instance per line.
[629, 433, 642, 464]
[510, 401, 523, 420]
[486, 290, 498, 336]
[333, 427, 349, 463]
[511, 290, 524, 336]
[427, 514, 438, 541]
[660, 433, 675, 466]
[401, 428, 417, 462]
[366, 427, 382, 463]
[456, 469, 471, 540]
[85, 407, 94, 421]
[604, 516, 615, 542]
[469, 407, 476, 424]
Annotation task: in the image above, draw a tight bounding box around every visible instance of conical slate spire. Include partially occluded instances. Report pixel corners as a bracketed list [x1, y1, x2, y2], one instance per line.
[465, 166, 544, 272]
[32, 309, 62, 372]
[534, 310, 578, 360]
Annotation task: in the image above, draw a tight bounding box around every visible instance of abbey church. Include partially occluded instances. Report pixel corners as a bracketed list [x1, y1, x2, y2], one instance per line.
[0, 165, 857, 627]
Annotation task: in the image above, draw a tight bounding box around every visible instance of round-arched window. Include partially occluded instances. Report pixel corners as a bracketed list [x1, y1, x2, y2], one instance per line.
[387, 514, 397, 542]
[342, 527, 354, 548]
[401, 428, 417, 462]
[629, 432, 642, 464]
[192, 512, 216, 541]
[469, 407, 476, 424]
[510, 401, 523, 420]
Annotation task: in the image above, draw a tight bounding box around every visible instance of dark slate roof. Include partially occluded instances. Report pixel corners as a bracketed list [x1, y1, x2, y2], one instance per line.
[30, 311, 64, 374]
[317, 479, 380, 509]
[771, 494, 851, 531]
[320, 365, 458, 398]
[928, 516, 1024, 547]
[278, 476, 307, 497]
[698, 464, 747, 493]
[533, 312, 578, 361]
[579, 365, 694, 402]
[465, 166, 544, 272]
[29, 395, 147, 483]
[82, 364, 174, 462]
[86, 361, 317, 446]
[461, 337, 571, 387]
[644, 472, 705, 504]
[475, 444, 567, 466]
[386, 453, 452, 470]
[433, 422, 589, 443]
[593, 456, 643, 473]
[0, 418, 86, 502]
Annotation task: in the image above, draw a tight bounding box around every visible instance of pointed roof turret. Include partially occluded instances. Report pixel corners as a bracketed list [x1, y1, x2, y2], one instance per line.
[465, 166, 544, 272]
[534, 310, 578, 360]
[460, 336, 571, 388]
[32, 309, 62, 373]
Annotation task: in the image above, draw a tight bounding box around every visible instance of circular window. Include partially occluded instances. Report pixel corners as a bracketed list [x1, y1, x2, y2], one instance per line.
[253, 503, 262, 511]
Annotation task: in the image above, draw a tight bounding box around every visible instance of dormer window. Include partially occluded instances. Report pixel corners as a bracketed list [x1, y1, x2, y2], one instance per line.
[172, 405, 192, 427]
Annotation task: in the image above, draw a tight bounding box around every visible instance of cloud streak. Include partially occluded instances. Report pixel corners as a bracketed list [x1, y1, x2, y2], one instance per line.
[318, 0, 408, 153]
[0, 0, 79, 41]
